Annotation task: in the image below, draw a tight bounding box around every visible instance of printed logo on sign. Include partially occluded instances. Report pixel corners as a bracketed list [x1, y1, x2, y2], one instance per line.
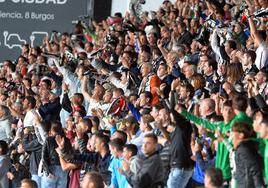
[0, 0, 89, 61]
[3, 31, 26, 49]
[30, 31, 48, 47]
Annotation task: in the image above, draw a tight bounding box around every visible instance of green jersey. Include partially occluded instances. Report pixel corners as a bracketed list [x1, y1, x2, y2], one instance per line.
[264, 139, 268, 184]
[181, 110, 252, 180]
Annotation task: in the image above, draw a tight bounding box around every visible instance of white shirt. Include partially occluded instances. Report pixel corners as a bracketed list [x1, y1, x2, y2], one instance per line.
[86, 98, 102, 116]
[255, 41, 268, 70]
[109, 76, 131, 96]
[23, 109, 39, 127]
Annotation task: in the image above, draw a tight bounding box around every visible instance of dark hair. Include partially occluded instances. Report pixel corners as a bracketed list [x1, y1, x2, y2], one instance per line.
[245, 50, 256, 63]
[34, 46, 42, 55]
[29, 53, 37, 59]
[80, 118, 92, 130]
[178, 22, 187, 30]
[114, 130, 127, 144]
[151, 47, 162, 56]
[124, 144, 138, 156]
[158, 62, 168, 70]
[86, 42, 94, 48]
[25, 96, 36, 108]
[122, 51, 135, 62]
[113, 88, 125, 96]
[114, 12, 122, 18]
[20, 179, 38, 188]
[109, 138, 124, 152]
[153, 104, 164, 111]
[232, 94, 248, 112]
[0, 77, 7, 82]
[41, 120, 51, 134]
[261, 115, 268, 126]
[129, 93, 139, 99]
[23, 77, 32, 86]
[41, 79, 52, 89]
[74, 109, 86, 118]
[0, 140, 8, 155]
[50, 121, 65, 137]
[141, 45, 151, 54]
[141, 91, 153, 103]
[205, 168, 223, 187]
[85, 172, 104, 188]
[95, 133, 110, 150]
[227, 40, 237, 50]
[232, 122, 254, 138]
[5, 60, 16, 72]
[259, 30, 267, 41]
[22, 44, 30, 52]
[91, 116, 100, 128]
[125, 115, 138, 124]
[171, 9, 179, 17]
[223, 100, 232, 108]
[144, 133, 158, 143]
[207, 59, 217, 71]
[258, 69, 268, 80]
[180, 82, 195, 98]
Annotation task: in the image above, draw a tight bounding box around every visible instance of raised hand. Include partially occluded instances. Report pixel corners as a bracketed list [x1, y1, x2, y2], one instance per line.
[33, 112, 42, 126]
[122, 159, 130, 172]
[160, 83, 167, 92]
[171, 78, 180, 91]
[157, 39, 164, 49]
[75, 126, 84, 139]
[55, 135, 65, 149]
[62, 82, 69, 93]
[215, 128, 224, 142]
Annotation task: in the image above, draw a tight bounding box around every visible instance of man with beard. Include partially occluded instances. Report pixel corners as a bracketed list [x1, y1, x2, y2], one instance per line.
[157, 62, 174, 99]
[138, 63, 160, 106]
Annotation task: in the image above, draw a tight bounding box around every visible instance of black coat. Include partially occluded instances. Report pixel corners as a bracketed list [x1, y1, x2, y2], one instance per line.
[176, 31, 193, 45]
[235, 140, 264, 188]
[22, 134, 42, 175]
[169, 91, 194, 169]
[38, 97, 61, 122]
[42, 136, 72, 176]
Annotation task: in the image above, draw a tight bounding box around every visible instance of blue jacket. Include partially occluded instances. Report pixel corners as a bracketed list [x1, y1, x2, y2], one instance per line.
[109, 157, 129, 188]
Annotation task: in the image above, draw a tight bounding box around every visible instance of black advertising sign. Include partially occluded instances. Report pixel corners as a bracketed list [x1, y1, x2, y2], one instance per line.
[0, 0, 92, 62]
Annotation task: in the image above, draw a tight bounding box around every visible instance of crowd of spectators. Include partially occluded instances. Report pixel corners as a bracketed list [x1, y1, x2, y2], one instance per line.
[0, 0, 268, 187]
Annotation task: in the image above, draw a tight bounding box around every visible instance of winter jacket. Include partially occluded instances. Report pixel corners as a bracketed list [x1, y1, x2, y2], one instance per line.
[124, 152, 164, 188]
[0, 155, 11, 188]
[42, 136, 72, 176]
[234, 140, 264, 188]
[22, 134, 42, 175]
[38, 97, 61, 122]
